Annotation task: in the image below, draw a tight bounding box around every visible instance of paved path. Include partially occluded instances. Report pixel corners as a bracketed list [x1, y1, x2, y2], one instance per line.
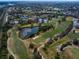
[7, 38, 19, 59]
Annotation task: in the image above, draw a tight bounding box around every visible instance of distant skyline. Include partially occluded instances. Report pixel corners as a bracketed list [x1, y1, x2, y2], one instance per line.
[0, 0, 79, 1]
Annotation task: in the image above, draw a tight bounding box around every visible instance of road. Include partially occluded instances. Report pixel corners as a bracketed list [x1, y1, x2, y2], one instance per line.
[0, 8, 8, 27]
[0, 7, 8, 48]
[0, 7, 8, 34]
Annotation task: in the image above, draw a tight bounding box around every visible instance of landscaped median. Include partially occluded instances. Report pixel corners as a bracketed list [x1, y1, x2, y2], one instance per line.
[7, 28, 31, 59]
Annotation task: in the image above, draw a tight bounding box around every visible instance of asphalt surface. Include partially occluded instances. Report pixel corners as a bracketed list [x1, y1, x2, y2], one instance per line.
[0, 8, 7, 27]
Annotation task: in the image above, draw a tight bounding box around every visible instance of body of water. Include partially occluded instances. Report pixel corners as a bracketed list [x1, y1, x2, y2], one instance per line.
[20, 27, 39, 39]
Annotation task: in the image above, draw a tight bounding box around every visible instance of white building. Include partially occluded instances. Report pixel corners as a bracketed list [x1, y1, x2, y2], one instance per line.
[73, 17, 79, 33]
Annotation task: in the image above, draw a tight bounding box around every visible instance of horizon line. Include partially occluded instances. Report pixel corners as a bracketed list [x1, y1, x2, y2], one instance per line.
[0, 0, 79, 2]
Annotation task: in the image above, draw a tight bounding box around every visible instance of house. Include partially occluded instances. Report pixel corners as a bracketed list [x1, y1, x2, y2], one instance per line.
[38, 18, 48, 23]
[73, 17, 79, 33]
[20, 15, 28, 21]
[38, 18, 43, 23]
[9, 19, 19, 26]
[43, 18, 48, 23]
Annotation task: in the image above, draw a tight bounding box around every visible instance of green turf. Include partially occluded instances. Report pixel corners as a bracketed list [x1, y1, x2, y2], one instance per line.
[68, 32, 79, 39]
[42, 36, 70, 59]
[11, 29, 30, 59]
[70, 46, 79, 59]
[33, 21, 71, 44]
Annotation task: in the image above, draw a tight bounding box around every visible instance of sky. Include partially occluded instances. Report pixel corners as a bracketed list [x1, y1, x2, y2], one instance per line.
[0, 0, 79, 1]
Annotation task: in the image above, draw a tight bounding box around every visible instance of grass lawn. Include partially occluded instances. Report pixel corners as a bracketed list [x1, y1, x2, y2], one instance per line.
[70, 46, 79, 59]
[18, 24, 32, 28]
[18, 21, 53, 28]
[45, 36, 79, 59]
[42, 36, 70, 59]
[50, 36, 70, 48]
[33, 21, 71, 59]
[18, 19, 58, 28]
[11, 29, 30, 59]
[33, 21, 71, 44]
[68, 32, 79, 39]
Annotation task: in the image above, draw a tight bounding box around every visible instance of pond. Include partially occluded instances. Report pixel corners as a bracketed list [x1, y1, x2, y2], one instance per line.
[20, 27, 39, 39]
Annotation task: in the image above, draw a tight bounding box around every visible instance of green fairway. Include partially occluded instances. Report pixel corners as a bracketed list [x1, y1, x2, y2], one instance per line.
[33, 21, 71, 44]
[11, 29, 30, 59]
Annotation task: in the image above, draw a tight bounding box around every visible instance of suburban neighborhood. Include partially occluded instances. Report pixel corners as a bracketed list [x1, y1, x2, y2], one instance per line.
[0, 1, 79, 59]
